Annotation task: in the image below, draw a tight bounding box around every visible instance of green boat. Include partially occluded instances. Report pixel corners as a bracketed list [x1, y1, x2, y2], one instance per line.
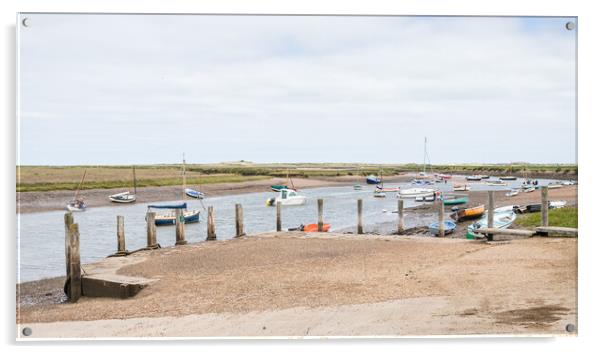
[443, 196, 468, 205]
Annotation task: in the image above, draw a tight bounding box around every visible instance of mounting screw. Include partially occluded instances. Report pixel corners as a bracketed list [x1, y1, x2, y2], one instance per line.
[565, 21, 575, 31]
[22, 327, 32, 336]
[22, 17, 29, 27]
[565, 323, 576, 333]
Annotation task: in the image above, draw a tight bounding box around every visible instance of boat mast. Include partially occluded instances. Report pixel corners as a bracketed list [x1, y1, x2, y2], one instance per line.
[182, 153, 186, 200]
[132, 165, 137, 195]
[423, 137, 427, 175]
[74, 168, 87, 200]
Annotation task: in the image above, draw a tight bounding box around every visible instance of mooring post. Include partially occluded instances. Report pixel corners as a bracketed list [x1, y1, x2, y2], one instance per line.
[317, 198, 324, 232]
[438, 200, 445, 237]
[116, 215, 127, 255]
[541, 186, 549, 227]
[357, 199, 363, 234]
[67, 223, 82, 302]
[235, 203, 245, 237]
[276, 201, 282, 232]
[207, 206, 216, 241]
[398, 199, 405, 234]
[145, 212, 159, 249]
[175, 209, 187, 245]
[487, 190, 495, 241]
[64, 212, 74, 276]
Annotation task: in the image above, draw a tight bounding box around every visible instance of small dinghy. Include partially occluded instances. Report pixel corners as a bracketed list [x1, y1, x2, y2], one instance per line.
[428, 220, 456, 235]
[288, 223, 331, 232]
[467, 208, 517, 239]
[443, 196, 468, 205]
[524, 187, 536, 193]
[108, 191, 136, 203]
[185, 188, 205, 199]
[505, 190, 519, 197]
[373, 190, 386, 198]
[451, 204, 485, 221]
[66, 199, 86, 212]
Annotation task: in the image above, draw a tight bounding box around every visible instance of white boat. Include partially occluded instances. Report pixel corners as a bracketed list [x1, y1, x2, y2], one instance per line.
[415, 194, 436, 202]
[373, 191, 386, 198]
[561, 180, 576, 186]
[524, 187, 536, 193]
[66, 169, 88, 212]
[550, 200, 567, 209]
[266, 188, 307, 206]
[453, 184, 471, 192]
[505, 190, 519, 197]
[397, 188, 436, 198]
[467, 208, 517, 237]
[108, 191, 136, 203]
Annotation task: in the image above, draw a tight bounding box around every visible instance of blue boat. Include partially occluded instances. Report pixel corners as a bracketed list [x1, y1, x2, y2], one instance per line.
[185, 188, 205, 199]
[366, 175, 381, 184]
[428, 220, 457, 235]
[147, 203, 201, 226]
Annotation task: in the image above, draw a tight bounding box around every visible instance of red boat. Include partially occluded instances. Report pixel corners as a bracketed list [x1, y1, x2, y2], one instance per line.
[303, 223, 331, 232]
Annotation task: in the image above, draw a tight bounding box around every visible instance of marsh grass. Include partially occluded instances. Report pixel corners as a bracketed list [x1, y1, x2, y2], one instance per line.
[515, 207, 578, 229]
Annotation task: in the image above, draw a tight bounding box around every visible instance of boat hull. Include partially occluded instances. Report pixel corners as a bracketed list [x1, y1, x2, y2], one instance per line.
[443, 197, 468, 205]
[155, 210, 201, 226]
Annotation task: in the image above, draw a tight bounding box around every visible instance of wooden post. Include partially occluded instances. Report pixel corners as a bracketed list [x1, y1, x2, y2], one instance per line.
[207, 206, 216, 241]
[67, 223, 81, 302]
[146, 212, 159, 249]
[317, 198, 324, 232]
[357, 199, 363, 234]
[64, 212, 73, 276]
[438, 200, 445, 237]
[276, 201, 282, 232]
[235, 203, 245, 237]
[487, 191, 495, 241]
[397, 199, 404, 234]
[116, 215, 127, 255]
[541, 186, 549, 227]
[175, 209, 187, 245]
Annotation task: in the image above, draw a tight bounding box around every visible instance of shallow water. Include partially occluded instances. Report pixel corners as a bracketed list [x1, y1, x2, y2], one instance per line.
[17, 177, 561, 282]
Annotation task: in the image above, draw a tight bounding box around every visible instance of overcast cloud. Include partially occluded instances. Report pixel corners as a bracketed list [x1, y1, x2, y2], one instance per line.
[17, 15, 576, 165]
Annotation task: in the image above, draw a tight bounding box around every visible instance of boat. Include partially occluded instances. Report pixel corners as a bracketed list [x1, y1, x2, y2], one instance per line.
[109, 166, 137, 203]
[561, 180, 577, 186]
[416, 137, 433, 179]
[499, 176, 518, 181]
[524, 187, 535, 193]
[185, 188, 205, 199]
[453, 184, 471, 192]
[428, 220, 456, 235]
[467, 208, 517, 238]
[148, 203, 201, 226]
[376, 186, 400, 192]
[547, 184, 562, 189]
[397, 188, 436, 198]
[550, 200, 567, 209]
[415, 194, 436, 202]
[271, 185, 289, 192]
[450, 204, 485, 221]
[465, 175, 482, 181]
[442, 196, 468, 205]
[373, 190, 386, 198]
[412, 179, 433, 185]
[266, 188, 307, 206]
[66, 169, 88, 212]
[366, 175, 381, 184]
[353, 184, 363, 190]
[435, 173, 452, 180]
[486, 180, 507, 186]
[303, 223, 331, 232]
[505, 190, 519, 197]
[478, 175, 490, 179]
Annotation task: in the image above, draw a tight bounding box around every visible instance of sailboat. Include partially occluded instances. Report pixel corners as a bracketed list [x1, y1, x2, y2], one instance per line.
[66, 169, 87, 212]
[416, 137, 432, 179]
[182, 156, 205, 199]
[150, 154, 201, 226]
[109, 166, 137, 203]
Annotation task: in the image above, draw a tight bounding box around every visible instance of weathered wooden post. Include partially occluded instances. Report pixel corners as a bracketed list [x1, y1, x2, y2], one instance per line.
[146, 212, 159, 249]
[438, 200, 445, 237]
[317, 198, 324, 232]
[541, 186, 549, 227]
[175, 209, 187, 245]
[64, 212, 73, 275]
[116, 215, 127, 255]
[67, 223, 82, 302]
[207, 206, 216, 241]
[235, 203, 245, 237]
[487, 191, 495, 241]
[397, 199, 405, 234]
[276, 201, 282, 232]
[357, 199, 363, 234]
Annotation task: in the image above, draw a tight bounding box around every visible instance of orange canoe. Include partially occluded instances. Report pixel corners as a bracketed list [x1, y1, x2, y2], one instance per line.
[303, 223, 331, 232]
[452, 205, 485, 221]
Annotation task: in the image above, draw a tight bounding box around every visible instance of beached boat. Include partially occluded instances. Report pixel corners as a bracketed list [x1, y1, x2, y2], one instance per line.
[499, 176, 518, 181]
[524, 187, 535, 193]
[185, 188, 205, 199]
[109, 166, 137, 203]
[366, 175, 381, 184]
[397, 188, 436, 198]
[505, 190, 519, 197]
[453, 184, 471, 192]
[148, 203, 201, 226]
[353, 184, 362, 190]
[465, 175, 482, 181]
[303, 223, 331, 232]
[373, 190, 386, 198]
[66, 169, 88, 212]
[467, 208, 517, 238]
[266, 188, 307, 206]
[376, 186, 400, 192]
[428, 220, 456, 235]
[450, 204, 485, 221]
[443, 196, 468, 205]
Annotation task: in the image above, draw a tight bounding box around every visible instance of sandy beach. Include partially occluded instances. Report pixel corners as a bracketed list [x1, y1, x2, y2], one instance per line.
[18, 230, 577, 338]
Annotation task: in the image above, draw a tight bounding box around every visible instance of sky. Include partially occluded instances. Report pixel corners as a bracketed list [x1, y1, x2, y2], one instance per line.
[17, 15, 577, 165]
